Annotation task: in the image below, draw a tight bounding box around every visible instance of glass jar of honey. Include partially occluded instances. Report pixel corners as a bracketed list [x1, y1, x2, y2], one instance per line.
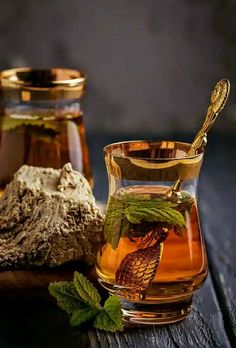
[0, 68, 93, 196]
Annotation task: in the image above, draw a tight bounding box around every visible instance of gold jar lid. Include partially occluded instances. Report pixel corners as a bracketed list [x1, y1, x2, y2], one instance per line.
[0, 68, 86, 101]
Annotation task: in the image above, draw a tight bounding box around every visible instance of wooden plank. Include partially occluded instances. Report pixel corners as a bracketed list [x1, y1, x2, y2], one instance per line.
[198, 135, 236, 347]
[0, 279, 225, 348]
[87, 276, 230, 348]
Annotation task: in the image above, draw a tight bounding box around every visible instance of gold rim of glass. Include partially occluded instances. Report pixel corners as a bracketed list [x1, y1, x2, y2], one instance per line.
[0, 68, 86, 101]
[104, 140, 204, 162]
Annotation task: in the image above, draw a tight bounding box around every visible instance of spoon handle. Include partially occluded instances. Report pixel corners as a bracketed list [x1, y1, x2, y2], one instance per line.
[188, 79, 230, 156]
[167, 79, 230, 198]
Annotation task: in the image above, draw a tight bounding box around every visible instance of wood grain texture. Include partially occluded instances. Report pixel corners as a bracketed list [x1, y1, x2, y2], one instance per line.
[0, 276, 230, 348]
[86, 277, 230, 348]
[198, 135, 236, 347]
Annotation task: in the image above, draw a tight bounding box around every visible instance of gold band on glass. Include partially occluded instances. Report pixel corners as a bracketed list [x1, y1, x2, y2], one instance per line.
[0, 68, 86, 101]
[104, 140, 203, 182]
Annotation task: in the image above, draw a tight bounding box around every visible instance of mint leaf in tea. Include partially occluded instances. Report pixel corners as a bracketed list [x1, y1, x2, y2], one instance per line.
[96, 185, 206, 301]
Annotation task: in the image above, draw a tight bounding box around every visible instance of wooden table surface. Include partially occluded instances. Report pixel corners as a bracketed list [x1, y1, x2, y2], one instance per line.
[0, 133, 235, 348]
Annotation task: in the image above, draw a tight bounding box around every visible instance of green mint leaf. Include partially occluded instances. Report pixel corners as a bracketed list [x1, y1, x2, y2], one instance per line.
[73, 272, 101, 306]
[49, 281, 83, 315]
[104, 195, 138, 249]
[104, 196, 125, 249]
[93, 296, 123, 332]
[103, 296, 123, 325]
[104, 193, 188, 249]
[104, 214, 130, 250]
[1, 115, 57, 131]
[70, 306, 98, 327]
[125, 204, 185, 228]
[49, 274, 124, 332]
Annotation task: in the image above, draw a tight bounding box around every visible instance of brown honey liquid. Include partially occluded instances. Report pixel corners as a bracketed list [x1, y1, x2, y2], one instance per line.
[0, 113, 92, 194]
[96, 186, 208, 302]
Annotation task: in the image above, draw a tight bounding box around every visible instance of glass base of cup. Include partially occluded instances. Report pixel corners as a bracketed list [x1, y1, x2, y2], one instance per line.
[121, 297, 192, 325]
[97, 275, 195, 325]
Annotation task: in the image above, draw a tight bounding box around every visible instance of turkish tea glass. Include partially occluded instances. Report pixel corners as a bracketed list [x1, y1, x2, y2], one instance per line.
[96, 140, 208, 324]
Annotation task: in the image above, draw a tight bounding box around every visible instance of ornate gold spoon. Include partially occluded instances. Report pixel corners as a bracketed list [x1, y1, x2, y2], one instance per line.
[169, 78, 231, 196]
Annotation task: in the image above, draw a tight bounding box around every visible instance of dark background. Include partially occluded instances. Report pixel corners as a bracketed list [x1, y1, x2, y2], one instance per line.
[0, 2, 236, 347]
[0, 0, 235, 135]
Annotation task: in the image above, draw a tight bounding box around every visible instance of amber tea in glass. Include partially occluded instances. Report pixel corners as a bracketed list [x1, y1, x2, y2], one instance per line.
[0, 68, 92, 197]
[96, 140, 208, 324]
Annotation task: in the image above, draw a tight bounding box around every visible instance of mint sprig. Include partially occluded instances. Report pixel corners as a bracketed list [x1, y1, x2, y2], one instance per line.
[104, 193, 187, 249]
[49, 272, 123, 332]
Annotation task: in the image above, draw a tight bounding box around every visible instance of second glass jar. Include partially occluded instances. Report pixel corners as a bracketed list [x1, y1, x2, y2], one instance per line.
[0, 67, 92, 196]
